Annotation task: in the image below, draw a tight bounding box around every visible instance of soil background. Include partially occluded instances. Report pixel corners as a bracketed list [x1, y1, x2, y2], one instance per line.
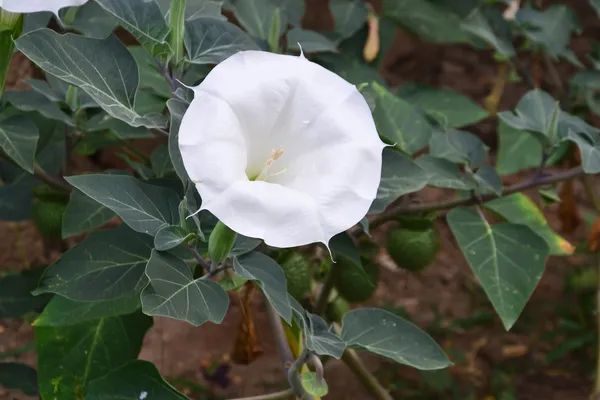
[1, 1, 599, 399]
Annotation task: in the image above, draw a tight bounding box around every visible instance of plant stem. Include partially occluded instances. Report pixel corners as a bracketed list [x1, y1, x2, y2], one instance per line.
[341, 349, 394, 400]
[314, 266, 335, 316]
[0, 341, 35, 361]
[368, 166, 586, 229]
[595, 253, 600, 397]
[227, 389, 294, 400]
[188, 245, 211, 272]
[33, 163, 72, 192]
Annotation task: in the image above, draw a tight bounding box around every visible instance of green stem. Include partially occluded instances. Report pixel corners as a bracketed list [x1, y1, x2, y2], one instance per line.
[341, 349, 394, 400]
[314, 265, 335, 316]
[0, 341, 35, 361]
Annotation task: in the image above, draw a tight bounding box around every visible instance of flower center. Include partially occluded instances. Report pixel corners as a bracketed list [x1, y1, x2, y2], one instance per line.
[251, 146, 287, 182]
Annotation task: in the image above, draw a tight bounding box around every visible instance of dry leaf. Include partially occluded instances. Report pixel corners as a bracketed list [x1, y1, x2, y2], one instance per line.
[558, 180, 581, 233]
[363, 8, 380, 63]
[502, 343, 528, 358]
[231, 282, 263, 365]
[589, 218, 600, 252]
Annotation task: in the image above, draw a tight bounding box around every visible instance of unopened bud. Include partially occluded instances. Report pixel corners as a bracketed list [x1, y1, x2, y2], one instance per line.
[0, 9, 22, 32]
[208, 221, 237, 263]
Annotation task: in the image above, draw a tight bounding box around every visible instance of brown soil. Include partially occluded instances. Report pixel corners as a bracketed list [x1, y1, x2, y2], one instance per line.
[2, 1, 600, 399]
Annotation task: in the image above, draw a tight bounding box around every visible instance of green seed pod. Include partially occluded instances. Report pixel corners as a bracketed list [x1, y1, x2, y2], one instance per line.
[208, 221, 237, 263]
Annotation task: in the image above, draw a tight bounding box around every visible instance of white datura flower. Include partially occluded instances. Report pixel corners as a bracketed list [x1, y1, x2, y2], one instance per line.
[0, 0, 88, 15]
[179, 50, 385, 248]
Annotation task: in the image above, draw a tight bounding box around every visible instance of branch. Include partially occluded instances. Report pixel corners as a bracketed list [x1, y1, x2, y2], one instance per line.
[33, 163, 73, 192]
[369, 166, 586, 229]
[341, 349, 394, 400]
[188, 245, 211, 272]
[314, 266, 335, 316]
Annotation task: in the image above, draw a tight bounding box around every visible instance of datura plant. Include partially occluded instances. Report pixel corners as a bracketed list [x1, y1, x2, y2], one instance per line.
[0, 0, 599, 399]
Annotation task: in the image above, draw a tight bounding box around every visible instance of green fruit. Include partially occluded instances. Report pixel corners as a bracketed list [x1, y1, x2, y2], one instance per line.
[31, 184, 69, 203]
[326, 296, 350, 322]
[32, 200, 67, 239]
[332, 256, 380, 303]
[387, 226, 439, 272]
[280, 252, 313, 301]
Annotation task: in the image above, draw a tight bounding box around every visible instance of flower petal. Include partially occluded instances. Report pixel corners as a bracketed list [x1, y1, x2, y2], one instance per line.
[1, 0, 88, 14]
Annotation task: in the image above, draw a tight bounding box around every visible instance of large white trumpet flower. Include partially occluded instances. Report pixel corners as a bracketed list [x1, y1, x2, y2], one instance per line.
[179, 50, 385, 248]
[0, 0, 88, 15]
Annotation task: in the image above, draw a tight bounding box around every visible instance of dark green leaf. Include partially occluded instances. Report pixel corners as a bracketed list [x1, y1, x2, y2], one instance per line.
[473, 166, 502, 196]
[341, 308, 451, 369]
[369, 148, 429, 214]
[128, 46, 172, 99]
[234, 251, 291, 322]
[60, 1, 119, 38]
[330, 0, 368, 40]
[0, 115, 39, 173]
[184, 17, 259, 64]
[15, 29, 167, 128]
[397, 84, 488, 128]
[330, 232, 360, 266]
[429, 129, 488, 167]
[167, 98, 190, 184]
[83, 113, 154, 140]
[141, 250, 229, 326]
[25, 78, 63, 103]
[230, 235, 262, 256]
[0, 363, 37, 396]
[3, 90, 75, 126]
[416, 155, 477, 190]
[563, 129, 600, 174]
[34, 225, 153, 301]
[154, 225, 190, 251]
[85, 360, 188, 400]
[363, 82, 433, 153]
[117, 153, 155, 180]
[66, 174, 180, 236]
[461, 7, 514, 56]
[305, 313, 346, 358]
[496, 121, 543, 175]
[447, 207, 549, 329]
[36, 312, 152, 399]
[317, 54, 385, 86]
[95, 0, 171, 58]
[0, 266, 50, 319]
[150, 144, 173, 178]
[287, 28, 338, 53]
[62, 190, 116, 238]
[0, 184, 34, 221]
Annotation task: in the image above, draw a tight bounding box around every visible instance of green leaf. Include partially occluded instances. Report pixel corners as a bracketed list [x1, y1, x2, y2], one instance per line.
[496, 121, 543, 176]
[397, 84, 488, 128]
[184, 17, 258, 64]
[330, 0, 368, 40]
[230, 235, 262, 256]
[156, 0, 225, 20]
[60, 1, 119, 39]
[36, 312, 152, 399]
[341, 308, 451, 369]
[66, 174, 180, 236]
[154, 225, 191, 251]
[484, 194, 574, 256]
[228, 0, 304, 40]
[382, 0, 469, 44]
[35, 295, 141, 327]
[167, 98, 190, 184]
[287, 28, 338, 53]
[15, 29, 167, 128]
[369, 148, 429, 214]
[0, 184, 33, 221]
[95, 0, 171, 58]
[429, 129, 488, 168]
[563, 129, 600, 174]
[83, 113, 154, 139]
[460, 7, 514, 56]
[3, 90, 75, 126]
[0, 29, 15, 95]
[62, 190, 116, 238]
[34, 225, 153, 301]
[447, 207, 549, 329]
[473, 166, 502, 196]
[416, 155, 477, 190]
[0, 115, 39, 174]
[141, 250, 229, 326]
[0, 363, 37, 396]
[301, 371, 328, 397]
[128, 46, 172, 99]
[0, 266, 50, 319]
[364, 82, 433, 153]
[234, 251, 292, 322]
[150, 144, 174, 178]
[305, 313, 346, 358]
[86, 360, 188, 400]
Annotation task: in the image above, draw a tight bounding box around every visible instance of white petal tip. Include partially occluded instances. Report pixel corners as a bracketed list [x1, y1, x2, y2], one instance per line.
[297, 43, 305, 58]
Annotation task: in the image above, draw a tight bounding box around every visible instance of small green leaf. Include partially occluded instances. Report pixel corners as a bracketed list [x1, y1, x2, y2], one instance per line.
[141, 250, 230, 326]
[330, 0, 368, 40]
[15, 29, 167, 128]
[287, 28, 338, 53]
[305, 313, 346, 358]
[563, 129, 600, 174]
[66, 174, 180, 236]
[416, 155, 477, 190]
[3, 90, 75, 126]
[86, 360, 188, 400]
[128, 46, 172, 99]
[228, 0, 303, 40]
[461, 7, 514, 56]
[95, 0, 172, 58]
[447, 207, 549, 329]
[62, 190, 116, 238]
[234, 251, 292, 322]
[473, 165, 502, 196]
[369, 148, 429, 214]
[0, 115, 39, 174]
[397, 84, 488, 128]
[154, 225, 191, 251]
[151, 144, 174, 178]
[341, 308, 451, 369]
[0, 363, 37, 397]
[230, 235, 262, 256]
[301, 371, 328, 397]
[184, 17, 259, 64]
[59, 1, 119, 39]
[0, 266, 50, 319]
[219, 274, 248, 291]
[364, 82, 433, 153]
[484, 193, 574, 256]
[34, 225, 153, 301]
[167, 98, 190, 184]
[35, 312, 152, 399]
[35, 295, 140, 327]
[429, 129, 488, 167]
[496, 121, 543, 176]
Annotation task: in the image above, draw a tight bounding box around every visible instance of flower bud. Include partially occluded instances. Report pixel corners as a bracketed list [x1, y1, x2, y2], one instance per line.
[0, 9, 21, 32]
[208, 221, 237, 263]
